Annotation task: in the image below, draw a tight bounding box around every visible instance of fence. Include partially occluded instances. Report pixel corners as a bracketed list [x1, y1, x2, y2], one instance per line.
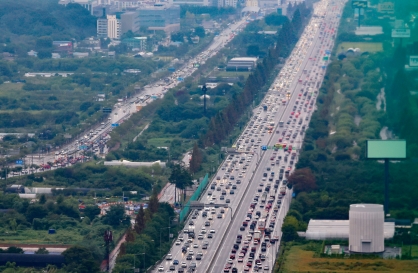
[179, 173, 209, 222]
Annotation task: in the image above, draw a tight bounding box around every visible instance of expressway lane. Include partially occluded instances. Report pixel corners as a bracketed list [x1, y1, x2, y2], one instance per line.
[210, 0, 347, 272]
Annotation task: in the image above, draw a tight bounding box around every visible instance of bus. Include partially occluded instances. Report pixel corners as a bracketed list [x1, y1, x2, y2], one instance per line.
[261, 192, 267, 203]
[258, 219, 266, 231]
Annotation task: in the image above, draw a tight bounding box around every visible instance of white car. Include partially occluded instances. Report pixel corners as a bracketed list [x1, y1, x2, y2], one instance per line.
[158, 266, 164, 272]
[166, 254, 172, 260]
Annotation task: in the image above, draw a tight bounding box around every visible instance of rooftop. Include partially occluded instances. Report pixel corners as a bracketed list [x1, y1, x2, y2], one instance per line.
[305, 219, 395, 240]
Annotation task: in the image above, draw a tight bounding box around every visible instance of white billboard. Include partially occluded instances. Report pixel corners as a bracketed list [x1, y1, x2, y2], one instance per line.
[378, 2, 394, 13]
[410, 56, 418, 67]
[391, 29, 410, 38]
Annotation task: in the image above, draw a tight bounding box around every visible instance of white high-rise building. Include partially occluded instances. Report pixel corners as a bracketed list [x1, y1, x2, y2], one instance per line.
[107, 15, 121, 39]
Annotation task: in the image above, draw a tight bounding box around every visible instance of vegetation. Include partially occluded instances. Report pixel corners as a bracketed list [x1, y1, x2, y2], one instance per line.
[277, 2, 418, 267]
[0, 0, 96, 56]
[113, 203, 178, 273]
[278, 243, 418, 273]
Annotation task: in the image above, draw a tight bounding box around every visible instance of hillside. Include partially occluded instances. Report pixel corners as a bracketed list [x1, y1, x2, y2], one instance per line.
[0, 0, 96, 55]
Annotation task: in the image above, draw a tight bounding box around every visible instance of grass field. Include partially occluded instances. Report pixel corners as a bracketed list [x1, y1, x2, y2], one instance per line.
[338, 42, 383, 53]
[147, 138, 176, 147]
[283, 245, 418, 273]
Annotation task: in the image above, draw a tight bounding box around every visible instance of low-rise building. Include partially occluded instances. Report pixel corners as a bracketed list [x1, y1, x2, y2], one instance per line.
[226, 57, 258, 71]
[121, 37, 147, 51]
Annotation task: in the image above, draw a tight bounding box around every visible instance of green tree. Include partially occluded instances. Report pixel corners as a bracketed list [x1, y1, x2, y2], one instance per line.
[103, 205, 126, 227]
[39, 194, 46, 205]
[194, 26, 205, 38]
[169, 164, 193, 203]
[281, 216, 299, 242]
[83, 205, 101, 220]
[246, 45, 260, 56]
[62, 246, 99, 273]
[26, 204, 48, 222]
[35, 247, 49, 254]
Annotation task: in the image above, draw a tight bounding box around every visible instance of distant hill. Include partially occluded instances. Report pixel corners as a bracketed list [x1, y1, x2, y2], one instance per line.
[0, 0, 96, 51]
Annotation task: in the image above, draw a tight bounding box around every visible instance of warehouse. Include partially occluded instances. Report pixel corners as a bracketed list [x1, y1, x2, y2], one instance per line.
[226, 57, 258, 71]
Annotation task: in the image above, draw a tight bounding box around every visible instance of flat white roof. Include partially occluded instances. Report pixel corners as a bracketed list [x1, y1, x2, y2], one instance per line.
[230, 57, 258, 62]
[305, 219, 395, 240]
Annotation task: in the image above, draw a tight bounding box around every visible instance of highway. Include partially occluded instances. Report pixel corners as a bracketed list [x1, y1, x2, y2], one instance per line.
[14, 16, 249, 177]
[154, 0, 346, 272]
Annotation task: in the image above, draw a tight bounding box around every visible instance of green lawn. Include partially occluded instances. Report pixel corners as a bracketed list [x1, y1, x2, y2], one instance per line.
[338, 42, 383, 53]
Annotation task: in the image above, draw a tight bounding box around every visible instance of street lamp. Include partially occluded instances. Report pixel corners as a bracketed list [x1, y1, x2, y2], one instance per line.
[168, 216, 177, 241]
[142, 240, 154, 272]
[133, 253, 142, 273]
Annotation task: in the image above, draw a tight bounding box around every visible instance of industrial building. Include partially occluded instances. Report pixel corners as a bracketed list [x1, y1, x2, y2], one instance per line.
[304, 204, 395, 254]
[226, 57, 258, 71]
[121, 11, 140, 34]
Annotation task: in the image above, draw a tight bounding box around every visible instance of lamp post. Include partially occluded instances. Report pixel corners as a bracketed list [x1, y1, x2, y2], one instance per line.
[133, 253, 142, 273]
[168, 216, 177, 241]
[142, 240, 154, 272]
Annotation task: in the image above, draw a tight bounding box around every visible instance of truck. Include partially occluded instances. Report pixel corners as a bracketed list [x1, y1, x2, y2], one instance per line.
[279, 120, 284, 127]
[280, 186, 286, 195]
[254, 230, 261, 241]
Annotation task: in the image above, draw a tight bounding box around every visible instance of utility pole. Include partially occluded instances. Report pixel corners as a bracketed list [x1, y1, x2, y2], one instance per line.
[104, 229, 113, 272]
[202, 84, 207, 116]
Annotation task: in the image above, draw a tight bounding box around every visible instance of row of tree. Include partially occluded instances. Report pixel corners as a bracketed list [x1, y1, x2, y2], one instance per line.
[199, 5, 308, 147]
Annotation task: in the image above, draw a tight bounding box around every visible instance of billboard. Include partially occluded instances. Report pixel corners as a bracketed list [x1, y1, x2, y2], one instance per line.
[410, 56, 418, 67]
[366, 140, 406, 159]
[378, 2, 394, 13]
[352, 0, 367, 9]
[391, 29, 410, 38]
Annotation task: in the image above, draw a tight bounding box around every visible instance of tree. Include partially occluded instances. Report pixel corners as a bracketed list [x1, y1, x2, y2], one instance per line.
[281, 216, 299, 242]
[35, 247, 49, 254]
[126, 228, 136, 242]
[288, 167, 317, 193]
[265, 13, 288, 26]
[189, 143, 203, 173]
[148, 187, 159, 216]
[103, 205, 126, 227]
[194, 26, 205, 38]
[63, 246, 99, 273]
[39, 194, 46, 204]
[246, 45, 260, 56]
[26, 204, 48, 222]
[83, 205, 101, 220]
[134, 205, 146, 234]
[169, 164, 193, 203]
